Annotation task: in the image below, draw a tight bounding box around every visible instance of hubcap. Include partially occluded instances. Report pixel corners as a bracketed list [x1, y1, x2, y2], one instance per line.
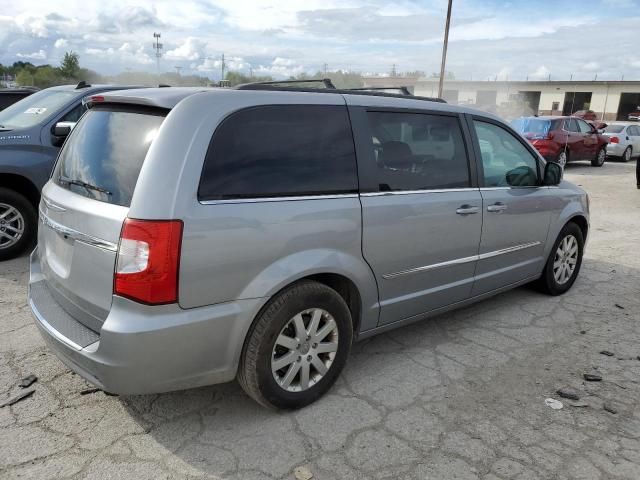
[558, 151, 567, 167]
[598, 149, 605, 163]
[271, 308, 339, 392]
[625, 148, 631, 161]
[0, 203, 25, 250]
[553, 234, 578, 285]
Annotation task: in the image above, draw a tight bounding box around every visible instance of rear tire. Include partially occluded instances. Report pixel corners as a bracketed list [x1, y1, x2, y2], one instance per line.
[536, 222, 584, 296]
[238, 280, 353, 409]
[591, 146, 606, 167]
[621, 146, 632, 163]
[0, 188, 37, 261]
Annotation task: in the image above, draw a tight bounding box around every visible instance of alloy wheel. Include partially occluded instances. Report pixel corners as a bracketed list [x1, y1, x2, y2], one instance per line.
[0, 203, 25, 250]
[271, 308, 339, 392]
[597, 148, 606, 165]
[557, 151, 567, 168]
[624, 148, 632, 162]
[553, 234, 578, 285]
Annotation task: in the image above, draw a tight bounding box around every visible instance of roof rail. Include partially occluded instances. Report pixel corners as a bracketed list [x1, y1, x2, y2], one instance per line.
[349, 86, 413, 96]
[75, 81, 90, 90]
[238, 78, 336, 90]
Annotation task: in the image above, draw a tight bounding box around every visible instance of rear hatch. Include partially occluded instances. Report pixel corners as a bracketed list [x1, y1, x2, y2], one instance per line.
[38, 104, 166, 332]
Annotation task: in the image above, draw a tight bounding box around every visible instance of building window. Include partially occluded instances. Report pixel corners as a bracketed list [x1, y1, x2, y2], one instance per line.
[551, 102, 560, 111]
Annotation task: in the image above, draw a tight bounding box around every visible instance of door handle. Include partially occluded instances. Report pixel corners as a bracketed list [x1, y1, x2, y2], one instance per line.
[487, 202, 508, 213]
[456, 205, 480, 215]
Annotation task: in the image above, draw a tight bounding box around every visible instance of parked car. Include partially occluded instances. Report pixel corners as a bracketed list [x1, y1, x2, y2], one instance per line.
[627, 108, 640, 121]
[0, 87, 39, 111]
[0, 82, 141, 260]
[601, 122, 640, 162]
[29, 86, 588, 409]
[512, 116, 608, 167]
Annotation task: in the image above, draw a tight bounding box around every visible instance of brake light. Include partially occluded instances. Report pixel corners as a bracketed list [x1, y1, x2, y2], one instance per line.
[609, 136, 619, 143]
[114, 219, 183, 305]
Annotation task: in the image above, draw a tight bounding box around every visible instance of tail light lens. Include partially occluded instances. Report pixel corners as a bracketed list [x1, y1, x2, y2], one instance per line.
[609, 136, 619, 143]
[114, 219, 183, 305]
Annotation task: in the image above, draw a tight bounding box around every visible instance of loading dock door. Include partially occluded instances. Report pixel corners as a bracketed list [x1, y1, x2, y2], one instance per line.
[518, 91, 541, 115]
[617, 93, 640, 121]
[562, 92, 592, 115]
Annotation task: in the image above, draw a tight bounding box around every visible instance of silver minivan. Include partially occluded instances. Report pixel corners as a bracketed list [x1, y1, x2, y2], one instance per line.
[29, 85, 588, 409]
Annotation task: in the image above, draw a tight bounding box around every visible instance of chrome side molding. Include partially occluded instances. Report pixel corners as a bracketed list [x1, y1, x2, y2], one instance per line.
[38, 209, 118, 252]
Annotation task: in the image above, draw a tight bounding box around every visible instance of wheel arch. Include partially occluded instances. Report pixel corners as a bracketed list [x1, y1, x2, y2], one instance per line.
[0, 173, 41, 208]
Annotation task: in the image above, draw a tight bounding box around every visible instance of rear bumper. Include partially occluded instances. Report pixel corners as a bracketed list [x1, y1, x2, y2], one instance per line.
[29, 249, 265, 395]
[605, 143, 624, 157]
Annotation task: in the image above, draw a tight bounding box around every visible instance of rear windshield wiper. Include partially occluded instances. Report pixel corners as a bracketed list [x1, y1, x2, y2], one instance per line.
[58, 176, 112, 195]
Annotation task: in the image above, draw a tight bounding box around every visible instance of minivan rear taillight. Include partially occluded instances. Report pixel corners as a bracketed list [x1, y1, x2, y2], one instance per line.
[114, 219, 183, 305]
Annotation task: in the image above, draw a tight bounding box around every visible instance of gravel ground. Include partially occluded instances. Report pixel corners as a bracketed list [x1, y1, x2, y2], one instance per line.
[0, 160, 639, 480]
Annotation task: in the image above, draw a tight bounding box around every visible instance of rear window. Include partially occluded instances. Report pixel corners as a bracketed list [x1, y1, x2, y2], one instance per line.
[198, 105, 358, 200]
[512, 118, 552, 135]
[604, 124, 625, 133]
[53, 107, 165, 207]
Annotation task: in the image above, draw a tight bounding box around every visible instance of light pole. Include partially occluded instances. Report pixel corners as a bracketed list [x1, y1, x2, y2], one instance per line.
[153, 32, 163, 77]
[438, 0, 453, 99]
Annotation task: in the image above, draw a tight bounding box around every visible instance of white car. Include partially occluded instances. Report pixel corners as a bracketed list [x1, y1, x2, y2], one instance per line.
[602, 122, 640, 162]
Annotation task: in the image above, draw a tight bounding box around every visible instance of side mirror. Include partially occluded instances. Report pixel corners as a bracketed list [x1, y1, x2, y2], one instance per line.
[51, 121, 76, 147]
[506, 165, 537, 187]
[543, 162, 563, 186]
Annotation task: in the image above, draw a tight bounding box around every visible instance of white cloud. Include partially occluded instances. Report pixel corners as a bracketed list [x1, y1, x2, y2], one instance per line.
[16, 50, 47, 60]
[165, 37, 206, 61]
[54, 38, 68, 49]
[529, 65, 551, 80]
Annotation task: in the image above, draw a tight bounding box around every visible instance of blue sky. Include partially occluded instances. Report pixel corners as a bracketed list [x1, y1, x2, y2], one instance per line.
[1, 0, 639, 80]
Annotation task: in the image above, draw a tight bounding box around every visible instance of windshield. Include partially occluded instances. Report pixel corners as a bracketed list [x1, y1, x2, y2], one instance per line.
[53, 107, 165, 207]
[512, 118, 552, 135]
[0, 89, 77, 130]
[604, 124, 625, 133]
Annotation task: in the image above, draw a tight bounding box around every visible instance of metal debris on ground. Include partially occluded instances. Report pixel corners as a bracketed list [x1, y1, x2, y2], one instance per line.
[603, 403, 618, 414]
[545, 398, 563, 410]
[614, 304, 624, 309]
[568, 401, 590, 408]
[0, 387, 35, 407]
[556, 387, 581, 400]
[599, 350, 614, 357]
[293, 465, 314, 480]
[19, 374, 38, 388]
[583, 373, 603, 382]
[80, 388, 101, 396]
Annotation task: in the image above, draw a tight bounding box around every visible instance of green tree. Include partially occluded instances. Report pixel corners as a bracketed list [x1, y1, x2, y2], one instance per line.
[16, 70, 35, 86]
[59, 51, 80, 79]
[225, 71, 273, 86]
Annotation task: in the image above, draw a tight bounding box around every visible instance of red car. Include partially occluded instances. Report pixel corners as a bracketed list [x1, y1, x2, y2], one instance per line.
[512, 116, 608, 167]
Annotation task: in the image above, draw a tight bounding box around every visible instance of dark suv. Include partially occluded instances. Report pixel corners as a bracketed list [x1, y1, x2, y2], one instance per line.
[0, 82, 140, 260]
[512, 116, 608, 168]
[0, 87, 39, 111]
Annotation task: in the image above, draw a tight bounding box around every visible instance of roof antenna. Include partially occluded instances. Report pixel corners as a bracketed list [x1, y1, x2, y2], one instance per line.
[75, 81, 90, 89]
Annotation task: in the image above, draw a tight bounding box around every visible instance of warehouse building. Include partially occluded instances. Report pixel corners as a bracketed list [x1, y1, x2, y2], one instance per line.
[362, 76, 640, 121]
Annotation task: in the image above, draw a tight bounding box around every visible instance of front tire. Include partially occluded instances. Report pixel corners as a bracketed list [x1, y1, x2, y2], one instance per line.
[621, 146, 632, 163]
[591, 146, 606, 167]
[537, 222, 584, 296]
[238, 281, 353, 409]
[0, 188, 37, 261]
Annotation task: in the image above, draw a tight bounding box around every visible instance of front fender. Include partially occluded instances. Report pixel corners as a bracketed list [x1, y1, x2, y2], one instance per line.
[238, 248, 380, 332]
[544, 189, 589, 259]
[0, 145, 55, 190]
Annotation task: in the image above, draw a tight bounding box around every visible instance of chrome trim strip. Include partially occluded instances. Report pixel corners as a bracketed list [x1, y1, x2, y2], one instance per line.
[361, 188, 477, 197]
[38, 209, 118, 252]
[42, 197, 66, 212]
[479, 186, 541, 191]
[200, 193, 359, 205]
[477, 241, 541, 260]
[383, 241, 542, 279]
[29, 296, 84, 351]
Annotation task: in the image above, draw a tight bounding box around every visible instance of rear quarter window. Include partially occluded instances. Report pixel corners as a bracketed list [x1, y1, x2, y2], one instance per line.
[52, 106, 166, 207]
[198, 105, 358, 200]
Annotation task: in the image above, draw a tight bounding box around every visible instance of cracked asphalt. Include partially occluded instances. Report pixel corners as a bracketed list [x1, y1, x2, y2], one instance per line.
[1, 161, 639, 480]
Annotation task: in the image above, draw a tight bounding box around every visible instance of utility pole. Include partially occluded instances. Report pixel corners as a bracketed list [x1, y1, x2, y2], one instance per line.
[438, 0, 453, 98]
[174, 66, 182, 76]
[391, 64, 397, 76]
[220, 53, 226, 81]
[323, 63, 328, 75]
[249, 66, 253, 78]
[153, 32, 163, 77]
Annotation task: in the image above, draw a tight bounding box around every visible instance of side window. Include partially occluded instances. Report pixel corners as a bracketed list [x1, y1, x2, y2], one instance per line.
[198, 105, 357, 200]
[629, 126, 639, 136]
[473, 120, 539, 188]
[366, 111, 470, 191]
[577, 120, 593, 133]
[60, 102, 87, 123]
[564, 118, 580, 133]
